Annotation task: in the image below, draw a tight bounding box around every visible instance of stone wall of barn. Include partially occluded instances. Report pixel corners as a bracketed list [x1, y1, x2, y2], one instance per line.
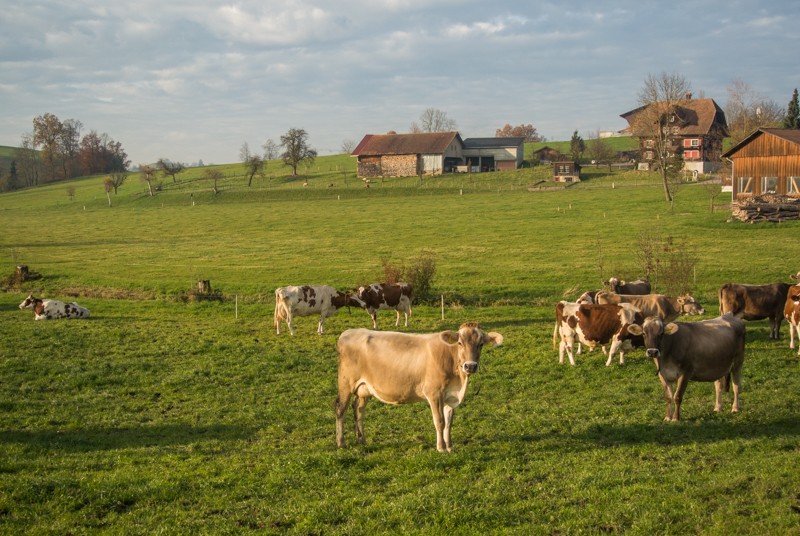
[381, 155, 419, 177]
[357, 156, 382, 179]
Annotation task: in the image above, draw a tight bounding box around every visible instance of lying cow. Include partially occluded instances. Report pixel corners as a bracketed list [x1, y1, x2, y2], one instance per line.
[274, 285, 361, 335]
[784, 284, 800, 356]
[604, 277, 651, 295]
[627, 314, 745, 421]
[18, 294, 90, 320]
[718, 281, 791, 339]
[356, 282, 412, 329]
[553, 301, 643, 366]
[335, 322, 503, 452]
[595, 291, 705, 323]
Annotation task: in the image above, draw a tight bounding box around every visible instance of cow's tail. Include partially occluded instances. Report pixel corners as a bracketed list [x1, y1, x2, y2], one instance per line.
[721, 372, 731, 393]
[553, 308, 560, 350]
[273, 289, 285, 329]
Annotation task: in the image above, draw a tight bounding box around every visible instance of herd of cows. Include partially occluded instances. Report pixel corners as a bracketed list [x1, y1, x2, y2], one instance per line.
[14, 274, 800, 452]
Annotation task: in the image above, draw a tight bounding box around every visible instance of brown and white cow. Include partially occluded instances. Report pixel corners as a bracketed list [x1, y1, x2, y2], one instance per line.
[718, 282, 791, 339]
[18, 294, 90, 320]
[627, 314, 745, 422]
[274, 285, 361, 335]
[553, 301, 643, 366]
[595, 291, 705, 323]
[356, 282, 412, 329]
[335, 322, 503, 452]
[784, 284, 800, 356]
[604, 277, 651, 295]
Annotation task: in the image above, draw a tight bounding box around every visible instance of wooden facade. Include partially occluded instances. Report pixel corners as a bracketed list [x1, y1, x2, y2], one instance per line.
[723, 129, 800, 198]
[553, 161, 581, 183]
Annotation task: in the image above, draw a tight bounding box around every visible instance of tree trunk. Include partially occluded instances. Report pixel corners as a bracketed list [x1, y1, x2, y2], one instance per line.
[106, 191, 112, 207]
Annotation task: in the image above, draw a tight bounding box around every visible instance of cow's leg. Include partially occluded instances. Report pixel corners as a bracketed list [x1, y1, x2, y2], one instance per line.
[671, 374, 690, 421]
[286, 312, 295, 336]
[443, 405, 455, 452]
[335, 384, 352, 448]
[370, 310, 378, 329]
[352, 396, 368, 444]
[771, 314, 782, 340]
[795, 322, 800, 356]
[394, 310, 401, 326]
[657, 370, 675, 421]
[714, 379, 724, 412]
[426, 396, 447, 452]
[730, 363, 743, 413]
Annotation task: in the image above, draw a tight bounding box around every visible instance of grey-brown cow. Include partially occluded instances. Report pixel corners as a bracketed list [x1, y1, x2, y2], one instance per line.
[718, 281, 791, 339]
[335, 322, 503, 452]
[604, 277, 651, 295]
[595, 291, 705, 323]
[627, 314, 745, 421]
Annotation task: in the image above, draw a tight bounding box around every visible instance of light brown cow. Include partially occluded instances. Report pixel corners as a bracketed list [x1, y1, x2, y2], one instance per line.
[595, 291, 705, 323]
[335, 322, 503, 452]
[784, 284, 800, 356]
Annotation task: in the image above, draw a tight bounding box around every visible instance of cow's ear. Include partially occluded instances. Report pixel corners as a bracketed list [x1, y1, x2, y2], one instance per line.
[440, 331, 459, 344]
[619, 279, 627, 285]
[664, 323, 679, 335]
[627, 324, 643, 336]
[484, 332, 504, 347]
[677, 297, 685, 304]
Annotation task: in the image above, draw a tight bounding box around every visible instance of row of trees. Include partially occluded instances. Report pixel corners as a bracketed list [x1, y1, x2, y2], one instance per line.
[237, 128, 318, 189]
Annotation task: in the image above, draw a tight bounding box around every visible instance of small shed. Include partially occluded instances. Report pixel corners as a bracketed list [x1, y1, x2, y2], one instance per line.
[553, 161, 582, 183]
[533, 146, 561, 164]
[723, 128, 800, 198]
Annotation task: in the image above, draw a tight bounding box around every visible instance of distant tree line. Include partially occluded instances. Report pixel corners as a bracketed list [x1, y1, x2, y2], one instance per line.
[0, 112, 129, 192]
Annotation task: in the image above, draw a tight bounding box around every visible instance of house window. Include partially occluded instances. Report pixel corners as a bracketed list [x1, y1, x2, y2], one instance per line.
[644, 151, 654, 160]
[683, 138, 700, 148]
[737, 176, 753, 194]
[789, 176, 800, 194]
[557, 164, 570, 174]
[761, 176, 778, 194]
[645, 139, 654, 148]
[684, 150, 699, 160]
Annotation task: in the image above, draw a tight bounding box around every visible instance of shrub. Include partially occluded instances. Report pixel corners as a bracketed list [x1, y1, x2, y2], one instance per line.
[380, 251, 437, 304]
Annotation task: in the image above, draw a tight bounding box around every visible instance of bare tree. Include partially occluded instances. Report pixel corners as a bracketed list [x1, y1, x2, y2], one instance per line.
[140, 164, 157, 196]
[587, 132, 616, 170]
[205, 168, 224, 194]
[66, 185, 76, 201]
[341, 139, 356, 154]
[241, 142, 264, 187]
[412, 108, 457, 133]
[631, 72, 693, 202]
[14, 133, 40, 187]
[103, 178, 113, 207]
[108, 171, 127, 194]
[156, 158, 185, 183]
[725, 79, 785, 146]
[262, 139, 279, 161]
[280, 128, 317, 176]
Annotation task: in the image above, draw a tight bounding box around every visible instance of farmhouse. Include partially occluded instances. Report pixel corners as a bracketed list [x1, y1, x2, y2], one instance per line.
[553, 161, 581, 183]
[351, 132, 525, 178]
[621, 96, 729, 174]
[723, 128, 800, 197]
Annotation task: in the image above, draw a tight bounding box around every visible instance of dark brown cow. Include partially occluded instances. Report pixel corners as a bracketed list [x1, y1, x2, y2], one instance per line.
[784, 284, 800, 356]
[718, 282, 791, 339]
[553, 301, 643, 366]
[595, 291, 705, 323]
[627, 314, 745, 421]
[357, 282, 412, 329]
[604, 277, 651, 295]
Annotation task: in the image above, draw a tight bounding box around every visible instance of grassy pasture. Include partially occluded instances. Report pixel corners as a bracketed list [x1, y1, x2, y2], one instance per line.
[1, 161, 800, 534]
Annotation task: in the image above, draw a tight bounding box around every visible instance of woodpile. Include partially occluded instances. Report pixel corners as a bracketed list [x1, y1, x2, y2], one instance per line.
[732, 194, 800, 223]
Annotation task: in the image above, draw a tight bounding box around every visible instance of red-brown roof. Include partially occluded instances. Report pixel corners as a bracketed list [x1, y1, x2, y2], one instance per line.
[352, 132, 462, 156]
[621, 98, 728, 137]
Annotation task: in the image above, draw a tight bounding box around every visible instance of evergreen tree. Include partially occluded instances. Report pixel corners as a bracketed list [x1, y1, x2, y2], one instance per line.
[784, 88, 799, 129]
[570, 130, 585, 162]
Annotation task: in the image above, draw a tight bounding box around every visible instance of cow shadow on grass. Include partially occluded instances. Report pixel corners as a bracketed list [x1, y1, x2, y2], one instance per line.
[0, 423, 258, 453]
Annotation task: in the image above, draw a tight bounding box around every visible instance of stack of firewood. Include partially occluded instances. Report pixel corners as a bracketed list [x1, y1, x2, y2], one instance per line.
[732, 194, 800, 223]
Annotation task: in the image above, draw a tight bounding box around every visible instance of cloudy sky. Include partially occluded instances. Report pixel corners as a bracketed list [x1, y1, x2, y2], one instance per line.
[1, 0, 797, 166]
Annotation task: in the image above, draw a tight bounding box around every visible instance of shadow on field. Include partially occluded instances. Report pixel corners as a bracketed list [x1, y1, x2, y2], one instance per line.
[576, 417, 800, 446]
[0, 423, 257, 452]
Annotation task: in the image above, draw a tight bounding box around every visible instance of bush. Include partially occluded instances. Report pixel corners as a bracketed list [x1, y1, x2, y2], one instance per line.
[381, 251, 437, 304]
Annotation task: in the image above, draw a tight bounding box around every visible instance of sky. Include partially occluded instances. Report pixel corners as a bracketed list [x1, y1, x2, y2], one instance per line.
[1, 0, 798, 166]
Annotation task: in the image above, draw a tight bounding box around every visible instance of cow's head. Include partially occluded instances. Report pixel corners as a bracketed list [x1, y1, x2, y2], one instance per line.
[605, 277, 622, 292]
[677, 295, 705, 316]
[627, 317, 678, 358]
[441, 322, 503, 375]
[18, 294, 38, 310]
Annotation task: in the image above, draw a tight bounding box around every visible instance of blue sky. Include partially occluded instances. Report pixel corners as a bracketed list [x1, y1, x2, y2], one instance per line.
[1, 0, 797, 166]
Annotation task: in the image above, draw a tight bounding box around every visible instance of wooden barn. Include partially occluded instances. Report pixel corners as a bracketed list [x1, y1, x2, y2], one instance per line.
[723, 128, 800, 197]
[352, 132, 463, 178]
[553, 161, 581, 183]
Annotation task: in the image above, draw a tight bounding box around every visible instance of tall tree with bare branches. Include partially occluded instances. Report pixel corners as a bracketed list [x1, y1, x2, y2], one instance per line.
[280, 128, 317, 176]
[410, 108, 457, 133]
[140, 164, 157, 197]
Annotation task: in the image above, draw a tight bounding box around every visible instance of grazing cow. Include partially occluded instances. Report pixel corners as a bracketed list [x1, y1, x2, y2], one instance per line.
[784, 284, 800, 356]
[553, 301, 643, 366]
[274, 285, 361, 335]
[335, 322, 503, 452]
[604, 277, 651, 295]
[18, 294, 90, 320]
[718, 282, 791, 339]
[627, 314, 745, 421]
[576, 290, 600, 304]
[595, 291, 705, 323]
[356, 282, 412, 329]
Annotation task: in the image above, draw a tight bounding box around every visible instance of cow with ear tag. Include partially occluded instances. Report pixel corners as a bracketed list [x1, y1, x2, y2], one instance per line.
[627, 314, 745, 422]
[335, 322, 503, 452]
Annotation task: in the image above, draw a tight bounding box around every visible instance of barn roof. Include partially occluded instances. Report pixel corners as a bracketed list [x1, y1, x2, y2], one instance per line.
[722, 128, 800, 158]
[351, 132, 462, 156]
[462, 137, 525, 149]
[620, 98, 728, 137]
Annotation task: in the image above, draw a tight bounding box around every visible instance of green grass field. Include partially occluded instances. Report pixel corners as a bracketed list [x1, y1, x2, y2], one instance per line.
[1, 158, 799, 534]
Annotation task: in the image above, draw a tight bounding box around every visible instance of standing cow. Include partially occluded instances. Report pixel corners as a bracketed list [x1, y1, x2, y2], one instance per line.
[627, 314, 745, 421]
[356, 282, 412, 329]
[604, 277, 651, 295]
[274, 285, 361, 335]
[718, 282, 791, 339]
[553, 301, 643, 366]
[595, 292, 705, 323]
[335, 322, 503, 452]
[784, 284, 800, 356]
[18, 294, 90, 320]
